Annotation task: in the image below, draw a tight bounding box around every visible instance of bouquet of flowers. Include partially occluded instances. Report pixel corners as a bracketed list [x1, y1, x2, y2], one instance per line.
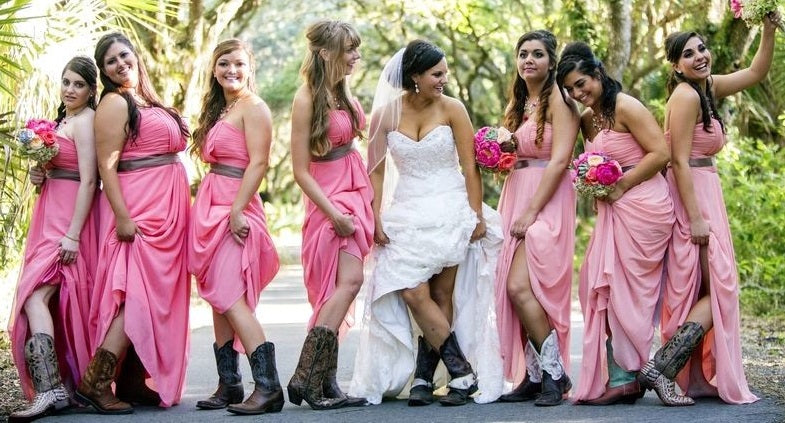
[474, 126, 518, 174]
[16, 119, 60, 164]
[571, 151, 624, 198]
[730, 0, 784, 31]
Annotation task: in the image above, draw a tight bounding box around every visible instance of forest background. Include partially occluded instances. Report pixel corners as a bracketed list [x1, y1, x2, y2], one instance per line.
[0, 0, 783, 320]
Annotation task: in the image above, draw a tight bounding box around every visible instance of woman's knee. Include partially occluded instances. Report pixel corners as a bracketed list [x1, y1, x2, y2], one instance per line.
[430, 285, 452, 308]
[401, 286, 428, 308]
[507, 278, 534, 304]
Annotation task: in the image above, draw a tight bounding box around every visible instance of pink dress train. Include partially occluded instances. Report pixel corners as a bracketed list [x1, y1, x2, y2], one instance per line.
[90, 107, 190, 407]
[574, 130, 674, 401]
[494, 121, 574, 385]
[662, 119, 757, 404]
[9, 134, 98, 400]
[189, 121, 279, 326]
[301, 103, 374, 335]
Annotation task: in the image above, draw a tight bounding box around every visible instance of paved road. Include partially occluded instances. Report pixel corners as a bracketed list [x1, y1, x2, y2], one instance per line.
[40, 265, 784, 423]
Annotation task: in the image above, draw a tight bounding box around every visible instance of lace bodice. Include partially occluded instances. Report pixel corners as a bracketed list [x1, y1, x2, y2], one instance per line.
[388, 124, 464, 181]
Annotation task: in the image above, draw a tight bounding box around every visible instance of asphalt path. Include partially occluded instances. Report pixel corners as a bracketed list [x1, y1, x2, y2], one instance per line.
[39, 265, 785, 423]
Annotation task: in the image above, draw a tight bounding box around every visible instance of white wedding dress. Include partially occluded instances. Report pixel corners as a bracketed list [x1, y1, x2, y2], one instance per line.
[349, 125, 504, 404]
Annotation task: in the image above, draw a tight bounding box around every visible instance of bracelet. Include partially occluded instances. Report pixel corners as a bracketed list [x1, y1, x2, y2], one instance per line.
[64, 234, 80, 242]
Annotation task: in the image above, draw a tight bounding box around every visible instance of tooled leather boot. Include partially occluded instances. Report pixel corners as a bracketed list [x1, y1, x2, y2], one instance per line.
[196, 340, 244, 409]
[323, 337, 368, 407]
[115, 346, 161, 406]
[287, 326, 346, 410]
[227, 342, 284, 414]
[438, 332, 478, 406]
[638, 321, 704, 406]
[499, 339, 542, 402]
[75, 348, 133, 414]
[9, 333, 70, 423]
[408, 336, 441, 406]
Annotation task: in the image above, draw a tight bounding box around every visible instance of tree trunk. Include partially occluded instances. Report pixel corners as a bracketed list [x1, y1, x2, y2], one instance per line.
[606, 0, 631, 82]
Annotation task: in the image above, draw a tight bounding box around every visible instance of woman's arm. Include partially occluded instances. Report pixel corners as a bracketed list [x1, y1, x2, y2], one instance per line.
[510, 90, 579, 238]
[95, 94, 139, 241]
[229, 97, 273, 244]
[290, 86, 355, 237]
[667, 86, 709, 244]
[448, 98, 486, 241]
[713, 13, 778, 99]
[606, 94, 670, 202]
[59, 112, 98, 262]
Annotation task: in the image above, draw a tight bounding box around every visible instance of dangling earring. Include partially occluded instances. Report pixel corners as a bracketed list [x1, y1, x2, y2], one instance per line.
[415, 82, 420, 94]
[675, 70, 683, 76]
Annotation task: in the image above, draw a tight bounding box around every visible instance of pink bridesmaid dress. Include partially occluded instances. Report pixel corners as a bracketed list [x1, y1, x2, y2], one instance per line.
[9, 134, 99, 400]
[90, 107, 190, 407]
[574, 129, 674, 401]
[494, 120, 574, 385]
[301, 102, 374, 335]
[662, 119, 757, 404]
[189, 121, 279, 326]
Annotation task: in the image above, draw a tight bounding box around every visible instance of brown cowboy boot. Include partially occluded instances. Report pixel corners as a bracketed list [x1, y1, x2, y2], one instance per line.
[323, 336, 367, 407]
[287, 326, 346, 410]
[638, 322, 704, 406]
[75, 348, 133, 414]
[9, 333, 70, 423]
[408, 336, 441, 406]
[115, 346, 161, 406]
[227, 342, 284, 414]
[196, 340, 244, 409]
[438, 332, 478, 406]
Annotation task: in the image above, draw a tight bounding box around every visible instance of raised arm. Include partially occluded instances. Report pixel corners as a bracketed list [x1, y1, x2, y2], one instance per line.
[448, 98, 485, 241]
[713, 13, 779, 99]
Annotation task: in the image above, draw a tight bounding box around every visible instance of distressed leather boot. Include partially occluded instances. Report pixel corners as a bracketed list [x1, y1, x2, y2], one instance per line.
[287, 326, 346, 410]
[9, 333, 70, 423]
[75, 348, 133, 414]
[196, 340, 244, 409]
[227, 342, 284, 414]
[323, 337, 367, 407]
[638, 322, 704, 406]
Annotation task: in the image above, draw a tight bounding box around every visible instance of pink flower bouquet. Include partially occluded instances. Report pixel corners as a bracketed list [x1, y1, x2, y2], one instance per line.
[571, 151, 624, 198]
[474, 126, 518, 174]
[16, 118, 59, 164]
[730, 0, 784, 31]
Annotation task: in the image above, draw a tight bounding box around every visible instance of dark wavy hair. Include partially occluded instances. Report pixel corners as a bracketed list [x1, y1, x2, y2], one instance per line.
[94, 32, 189, 142]
[503, 30, 562, 146]
[665, 31, 724, 133]
[556, 41, 622, 130]
[55, 56, 98, 124]
[402, 40, 445, 92]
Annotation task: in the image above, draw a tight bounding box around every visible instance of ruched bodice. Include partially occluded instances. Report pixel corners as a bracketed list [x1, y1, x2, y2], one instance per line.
[201, 121, 249, 168]
[121, 108, 186, 159]
[388, 125, 465, 197]
[665, 118, 725, 158]
[513, 120, 553, 159]
[327, 100, 366, 147]
[49, 134, 79, 171]
[588, 130, 644, 168]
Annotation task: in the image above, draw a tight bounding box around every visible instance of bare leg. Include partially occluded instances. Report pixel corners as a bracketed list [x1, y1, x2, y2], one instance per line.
[429, 265, 457, 327]
[506, 243, 551, 347]
[100, 306, 131, 357]
[223, 299, 267, 352]
[213, 310, 235, 347]
[24, 284, 58, 336]
[401, 267, 456, 350]
[685, 245, 713, 331]
[314, 251, 364, 332]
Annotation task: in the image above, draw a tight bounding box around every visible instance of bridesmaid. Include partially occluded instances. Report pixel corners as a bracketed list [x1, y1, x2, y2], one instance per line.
[640, 13, 779, 406]
[556, 42, 674, 405]
[9, 56, 99, 422]
[76, 32, 191, 414]
[495, 30, 579, 407]
[189, 39, 282, 415]
[287, 20, 373, 410]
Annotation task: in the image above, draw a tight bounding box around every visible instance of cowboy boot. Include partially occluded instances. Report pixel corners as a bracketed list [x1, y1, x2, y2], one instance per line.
[638, 322, 704, 406]
[581, 338, 642, 405]
[534, 330, 571, 406]
[323, 337, 368, 407]
[408, 336, 441, 406]
[227, 342, 284, 414]
[438, 332, 478, 406]
[499, 339, 542, 402]
[75, 348, 134, 414]
[9, 333, 70, 423]
[196, 340, 244, 409]
[115, 346, 161, 406]
[286, 326, 346, 410]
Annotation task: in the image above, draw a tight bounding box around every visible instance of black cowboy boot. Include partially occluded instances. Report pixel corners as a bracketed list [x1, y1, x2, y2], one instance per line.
[534, 330, 571, 406]
[227, 342, 284, 414]
[196, 340, 244, 409]
[408, 336, 441, 406]
[115, 346, 161, 406]
[323, 336, 367, 407]
[438, 332, 478, 406]
[499, 339, 541, 402]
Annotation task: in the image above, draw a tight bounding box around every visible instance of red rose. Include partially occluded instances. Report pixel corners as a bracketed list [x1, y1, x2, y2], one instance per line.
[39, 130, 57, 147]
[595, 162, 623, 185]
[497, 153, 517, 171]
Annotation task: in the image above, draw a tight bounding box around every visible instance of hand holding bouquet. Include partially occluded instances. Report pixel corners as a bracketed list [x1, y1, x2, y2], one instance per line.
[571, 151, 624, 199]
[731, 0, 784, 31]
[16, 119, 60, 164]
[474, 126, 518, 174]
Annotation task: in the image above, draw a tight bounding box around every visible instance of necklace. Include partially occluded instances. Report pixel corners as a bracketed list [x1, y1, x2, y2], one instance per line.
[58, 106, 87, 129]
[523, 99, 538, 121]
[330, 91, 342, 110]
[591, 112, 606, 132]
[220, 94, 246, 119]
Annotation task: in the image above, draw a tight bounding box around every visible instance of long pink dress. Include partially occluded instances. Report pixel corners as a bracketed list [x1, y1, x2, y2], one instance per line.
[301, 103, 374, 334]
[9, 134, 98, 400]
[494, 120, 574, 384]
[189, 121, 279, 321]
[662, 119, 757, 404]
[574, 130, 674, 401]
[90, 107, 190, 407]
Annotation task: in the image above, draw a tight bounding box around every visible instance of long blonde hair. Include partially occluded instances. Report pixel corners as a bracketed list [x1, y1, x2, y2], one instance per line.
[300, 20, 362, 156]
[192, 39, 256, 158]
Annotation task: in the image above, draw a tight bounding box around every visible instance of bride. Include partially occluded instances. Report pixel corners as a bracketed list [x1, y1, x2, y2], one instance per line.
[349, 40, 503, 406]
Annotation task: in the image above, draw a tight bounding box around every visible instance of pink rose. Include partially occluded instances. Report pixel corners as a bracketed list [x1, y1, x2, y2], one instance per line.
[476, 141, 501, 168]
[25, 118, 57, 134]
[474, 127, 490, 144]
[585, 166, 598, 184]
[595, 162, 623, 185]
[497, 153, 517, 171]
[39, 130, 57, 147]
[570, 168, 578, 182]
[730, 0, 743, 18]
